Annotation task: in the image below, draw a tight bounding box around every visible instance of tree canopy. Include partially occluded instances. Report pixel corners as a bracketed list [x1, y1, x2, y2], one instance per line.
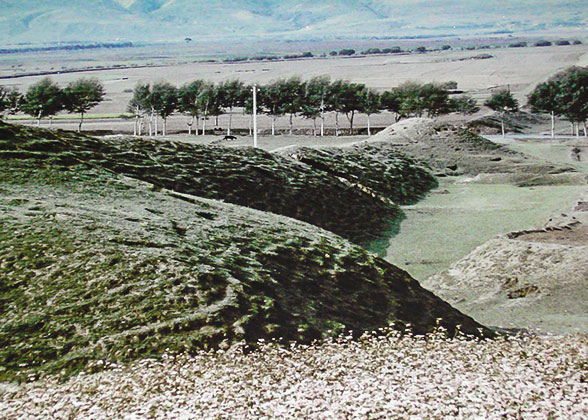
[556, 67, 588, 126]
[451, 95, 480, 122]
[178, 80, 206, 134]
[63, 78, 105, 131]
[151, 81, 178, 135]
[218, 80, 246, 135]
[485, 90, 519, 113]
[527, 66, 588, 137]
[485, 90, 519, 136]
[20, 77, 64, 126]
[363, 89, 381, 135]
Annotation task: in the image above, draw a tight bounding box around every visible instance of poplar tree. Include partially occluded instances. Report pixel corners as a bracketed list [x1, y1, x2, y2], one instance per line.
[218, 79, 245, 136]
[363, 88, 381, 136]
[64, 78, 105, 131]
[20, 77, 63, 127]
[485, 90, 519, 137]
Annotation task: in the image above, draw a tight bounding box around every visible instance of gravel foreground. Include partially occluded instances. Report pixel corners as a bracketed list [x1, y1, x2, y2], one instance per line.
[1, 329, 586, 420]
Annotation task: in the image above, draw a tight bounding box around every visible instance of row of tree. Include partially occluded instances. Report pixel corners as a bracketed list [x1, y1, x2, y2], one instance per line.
[480, 65, 588, 138]
[5, 71, 584, 139]
[14, 72, 584, 138]
[528, 66, 588, 137]
[0, 77, 105, 131]
[127, 77, 481, 137]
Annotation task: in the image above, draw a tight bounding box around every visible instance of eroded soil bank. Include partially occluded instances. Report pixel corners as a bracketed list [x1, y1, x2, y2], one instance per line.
[375, 128, 588, 334]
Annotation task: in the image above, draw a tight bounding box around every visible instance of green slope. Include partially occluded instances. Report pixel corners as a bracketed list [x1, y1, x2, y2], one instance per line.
[0, 122, 490, 382]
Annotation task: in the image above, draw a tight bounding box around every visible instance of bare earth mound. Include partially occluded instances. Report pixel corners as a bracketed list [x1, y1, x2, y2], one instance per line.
[423, 202, 588, 334]
[0, 122, 489, 382]
[364, 118, 586, 186]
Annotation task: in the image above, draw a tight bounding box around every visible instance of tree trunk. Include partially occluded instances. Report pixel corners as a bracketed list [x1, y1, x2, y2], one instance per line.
[501, 117, 505, 138]
[227, 107, 233, 136]
[313, 118, 317, 136]
[576, 122, 580, 138]
[550, 111, 555, 138]
[289, 113, 293, 136]
[37, 110, 41, 127]
[347, 111, 355, 135]
[134, 116, 138, 136]
[187, 116, 194, 135]
[202, 104, 209, 135]
[215, 115, 219, 126]
[571, 122, 575, 136]
[138, 118, 143, 136]
[78, 112, 84, 132]
[271, 116, 276, 136]
[149, 112, 153, 136]
[320, 97, 325, 137]
[584, 121, 587, 137]
[49, 116, 53, 128]
[335, 112, 339, 137]
[154, 115, 158, 136]
[367, 114, 371, 136]
[163, 117, 167, 136]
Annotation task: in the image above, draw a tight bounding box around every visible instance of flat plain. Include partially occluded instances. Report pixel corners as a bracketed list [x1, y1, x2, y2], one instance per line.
[3, 43, 588, 134]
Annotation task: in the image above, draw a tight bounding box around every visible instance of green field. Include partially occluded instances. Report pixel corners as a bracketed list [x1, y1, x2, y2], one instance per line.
[374, 180, 585, 281]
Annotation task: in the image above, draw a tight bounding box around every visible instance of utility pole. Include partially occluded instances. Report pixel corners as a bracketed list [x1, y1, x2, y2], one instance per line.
[253, 85, 258, 148]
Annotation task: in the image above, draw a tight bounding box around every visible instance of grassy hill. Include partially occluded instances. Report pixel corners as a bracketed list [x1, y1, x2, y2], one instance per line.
[0, 124, 440, 245]
[0, 122, 490, 381]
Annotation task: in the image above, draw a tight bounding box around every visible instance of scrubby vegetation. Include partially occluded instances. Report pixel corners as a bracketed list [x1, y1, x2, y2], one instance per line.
[0, 122, 425, 244]
[0, 42, 134, 55]
[369, 120, 581, 185]
[338, 48, 356, 56]
[278, 146, 438, 205]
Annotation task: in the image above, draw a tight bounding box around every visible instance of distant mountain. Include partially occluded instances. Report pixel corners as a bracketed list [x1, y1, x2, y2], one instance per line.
[0, 0, 586, 45]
